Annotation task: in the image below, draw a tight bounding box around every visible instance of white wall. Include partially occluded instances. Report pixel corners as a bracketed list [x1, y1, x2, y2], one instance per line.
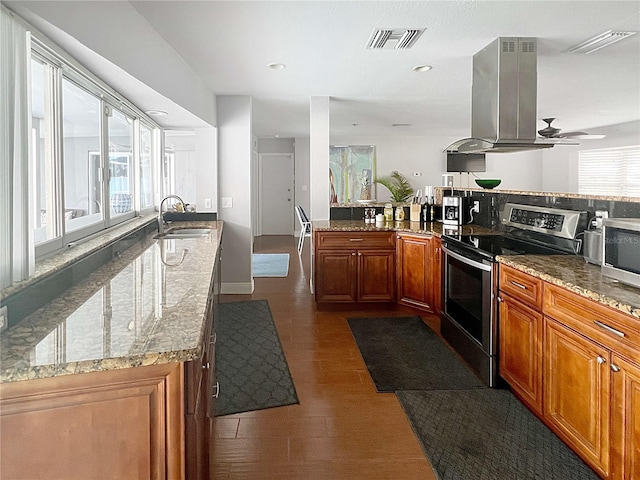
[258, 138, 294, 154]
[330, 136, 545, 201]
[294, 137, 311, 228]
[9, 1, 216, 126]
[217, 96, 253, 294]
[541, 120, 640, 193]
[310, 96, 330, 220]
[195, 127, 218, 212]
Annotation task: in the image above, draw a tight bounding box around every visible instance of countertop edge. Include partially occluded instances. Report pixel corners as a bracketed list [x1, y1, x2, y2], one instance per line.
[1, 221, 223, 384]
[497, 255, 640, 319]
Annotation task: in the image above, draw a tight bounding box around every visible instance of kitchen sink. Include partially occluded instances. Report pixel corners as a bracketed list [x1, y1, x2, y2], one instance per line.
[154, 228, 212, 239]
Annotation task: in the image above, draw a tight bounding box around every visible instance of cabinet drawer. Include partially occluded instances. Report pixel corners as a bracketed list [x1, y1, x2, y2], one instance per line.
[315, 231, 395, 249]
[499, 265, 543, 310]
[544, 283, 640, 360]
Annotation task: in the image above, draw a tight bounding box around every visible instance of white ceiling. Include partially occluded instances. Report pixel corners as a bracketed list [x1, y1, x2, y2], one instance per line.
[12, 1, 640, 140]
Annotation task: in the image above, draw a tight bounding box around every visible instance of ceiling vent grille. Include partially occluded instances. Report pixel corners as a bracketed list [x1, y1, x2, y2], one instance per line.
[366, 28, 425, 49]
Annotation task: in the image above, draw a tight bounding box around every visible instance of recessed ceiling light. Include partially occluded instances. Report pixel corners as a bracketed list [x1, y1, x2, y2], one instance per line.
[145, 110, 168, 116]
[267, 63, 286, 70]
[413, 64, 433, 72]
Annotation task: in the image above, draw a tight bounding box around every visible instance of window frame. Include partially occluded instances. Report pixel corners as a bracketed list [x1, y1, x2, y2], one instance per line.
[29, 37, 163, 260]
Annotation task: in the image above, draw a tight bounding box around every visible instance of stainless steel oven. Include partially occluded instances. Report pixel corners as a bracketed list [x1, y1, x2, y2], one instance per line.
[441, 203, 588, 387]
[442, 241, 499, 386]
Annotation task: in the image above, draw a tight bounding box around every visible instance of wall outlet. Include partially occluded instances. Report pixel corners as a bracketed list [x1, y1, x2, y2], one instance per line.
[0, 306, 7, 333]
[221, 197, 233, 208]
[204, 198, 212, 209]
[472, 200, 480, 213]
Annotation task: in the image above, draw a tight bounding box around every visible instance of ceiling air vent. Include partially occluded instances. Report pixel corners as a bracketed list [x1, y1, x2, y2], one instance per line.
[366, 28, 425, 49]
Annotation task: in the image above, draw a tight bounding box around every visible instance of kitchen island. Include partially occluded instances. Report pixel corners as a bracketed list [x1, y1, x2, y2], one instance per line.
[0, 220, 223, 479]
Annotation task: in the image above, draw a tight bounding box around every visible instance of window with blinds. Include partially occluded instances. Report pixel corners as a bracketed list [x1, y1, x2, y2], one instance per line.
[578, 146, 640, 197]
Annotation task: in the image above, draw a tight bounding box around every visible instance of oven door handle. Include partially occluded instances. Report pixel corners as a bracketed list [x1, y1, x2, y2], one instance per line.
[442, 246, 493, 272]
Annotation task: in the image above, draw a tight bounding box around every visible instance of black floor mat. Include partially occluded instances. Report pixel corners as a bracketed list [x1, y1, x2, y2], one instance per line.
[214, 300, 298, 416]
[396, 389, 599, 480]
[347, 316, 486, 392]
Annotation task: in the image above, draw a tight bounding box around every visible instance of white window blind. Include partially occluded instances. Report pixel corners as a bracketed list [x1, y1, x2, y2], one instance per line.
[579, 146, 640, 197]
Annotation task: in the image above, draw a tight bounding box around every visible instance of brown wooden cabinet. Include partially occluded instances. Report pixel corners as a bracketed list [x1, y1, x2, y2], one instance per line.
[544, 282, 640, 479]
[314, 231, 395, 303]
[0, 363, 185, 479]
[395, 233, 442, 313]
[499, 292, 544, 415]
[498, 265, 544, 415]
[544, 316, 611, 477]
[496, 266, 640, 478]
[611, 354, 640, 480]
[396, 233, 433, 310]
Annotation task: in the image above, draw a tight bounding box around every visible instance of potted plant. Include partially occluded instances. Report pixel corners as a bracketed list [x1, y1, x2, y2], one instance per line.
[375, 171, 414, 203]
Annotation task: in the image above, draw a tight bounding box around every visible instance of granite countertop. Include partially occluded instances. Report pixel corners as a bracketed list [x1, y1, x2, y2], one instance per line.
[497, 255, 640, 319]
[0, 221, 223, 383]
[312, 219, 500, 237]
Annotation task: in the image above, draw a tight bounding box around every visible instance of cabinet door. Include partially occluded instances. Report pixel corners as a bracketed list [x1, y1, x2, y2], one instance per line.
[358, 249, 396, 302]
[544, 317, 610, 477]
[499, 294, 543, 415]
[315, 249, 357, 302]
[396, 234, 432, 309]
[611, 354, 640, 480]
[431, 237, 442, 315]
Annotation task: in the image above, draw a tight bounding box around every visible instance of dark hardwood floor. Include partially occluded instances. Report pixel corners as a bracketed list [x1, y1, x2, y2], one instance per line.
[212, 235, 438, 479]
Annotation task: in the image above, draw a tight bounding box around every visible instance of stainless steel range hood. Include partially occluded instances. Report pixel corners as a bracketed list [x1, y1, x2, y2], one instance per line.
[447, 37, 556, 154]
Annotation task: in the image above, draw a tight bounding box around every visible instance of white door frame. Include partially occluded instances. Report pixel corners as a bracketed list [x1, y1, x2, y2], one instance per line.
[257, 153, 294, 236]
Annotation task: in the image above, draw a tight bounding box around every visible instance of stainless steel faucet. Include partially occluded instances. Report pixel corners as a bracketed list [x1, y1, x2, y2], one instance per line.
[158, 194, 185, 234]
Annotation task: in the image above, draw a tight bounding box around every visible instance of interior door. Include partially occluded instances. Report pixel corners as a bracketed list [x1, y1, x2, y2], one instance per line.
[260, 154, 294, 235]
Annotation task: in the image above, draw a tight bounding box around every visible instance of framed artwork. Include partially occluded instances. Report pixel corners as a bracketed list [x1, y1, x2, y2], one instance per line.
[329, 145, 377, 204]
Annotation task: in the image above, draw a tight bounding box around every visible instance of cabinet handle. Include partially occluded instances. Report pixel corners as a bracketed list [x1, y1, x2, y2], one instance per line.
[593, 320, 625, 338]
[212, 381, 220, 399]
[351, 252, 356, 256]
[596, 356, 606, 365]
[610, 364, 621, 373]
[211, 331, 217, 345]
[358, 252, 362, 256]
[202, 362, 210, 370]
[497, 296, 503, 302]
[510, 280, 527, 290]
[349, 238, 364, 242]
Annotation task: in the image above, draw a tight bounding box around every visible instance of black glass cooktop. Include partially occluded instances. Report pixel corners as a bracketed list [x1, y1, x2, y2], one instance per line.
[443, 232, 575, 261]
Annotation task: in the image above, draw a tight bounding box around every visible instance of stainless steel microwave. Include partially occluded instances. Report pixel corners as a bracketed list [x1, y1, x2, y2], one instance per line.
[602, 218, 640, 288]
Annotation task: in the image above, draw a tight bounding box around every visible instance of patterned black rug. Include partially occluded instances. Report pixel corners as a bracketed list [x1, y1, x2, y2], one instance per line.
[347, 316, 486, 392]
[396, 389, 599, 480]
[214, 300, 298, 416]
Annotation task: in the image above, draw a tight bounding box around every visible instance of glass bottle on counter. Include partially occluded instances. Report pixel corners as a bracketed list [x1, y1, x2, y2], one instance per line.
[383, 203, 394, 222]
[394, 205, 405, 221]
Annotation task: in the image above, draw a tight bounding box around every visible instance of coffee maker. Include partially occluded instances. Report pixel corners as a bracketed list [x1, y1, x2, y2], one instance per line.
[442, 196, 466, 225]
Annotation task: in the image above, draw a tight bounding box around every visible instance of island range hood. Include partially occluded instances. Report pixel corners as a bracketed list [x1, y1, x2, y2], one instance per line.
[447, 37, 557, 154]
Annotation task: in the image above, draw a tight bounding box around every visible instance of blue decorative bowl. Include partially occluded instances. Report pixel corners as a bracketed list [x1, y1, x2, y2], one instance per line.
[475, 179, 501, 189]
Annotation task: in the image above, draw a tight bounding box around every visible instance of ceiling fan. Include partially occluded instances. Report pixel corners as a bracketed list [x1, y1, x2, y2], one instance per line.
[537, 118, 606, 140]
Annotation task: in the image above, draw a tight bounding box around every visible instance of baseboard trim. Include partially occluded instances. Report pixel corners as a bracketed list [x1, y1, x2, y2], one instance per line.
[221, 281, 254, 294]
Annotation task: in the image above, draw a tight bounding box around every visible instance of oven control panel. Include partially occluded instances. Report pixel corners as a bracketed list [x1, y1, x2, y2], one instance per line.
[508, 208, 564, 232]
[502, 203, 588, 239]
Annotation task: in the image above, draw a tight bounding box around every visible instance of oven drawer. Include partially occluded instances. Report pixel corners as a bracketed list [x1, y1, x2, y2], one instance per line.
[544, 283, 640, 360]
[499, 265, 543, 310]
[315, 231, 395, 249]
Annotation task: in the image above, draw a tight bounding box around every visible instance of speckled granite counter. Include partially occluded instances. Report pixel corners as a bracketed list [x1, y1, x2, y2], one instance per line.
[497, 255, 640, 319]
[1, 215, 158, 300]
[1, 221, 223, 383]
[312, 219, 500, 236]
